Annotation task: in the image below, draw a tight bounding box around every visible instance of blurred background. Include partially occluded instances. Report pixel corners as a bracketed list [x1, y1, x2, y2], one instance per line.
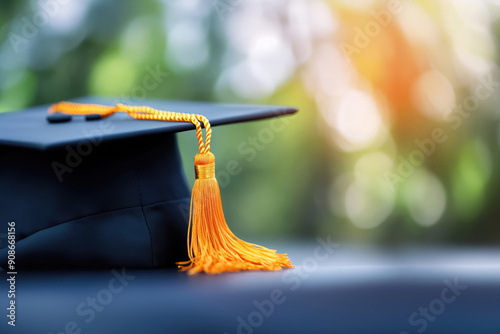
[1, 0, 499, 246]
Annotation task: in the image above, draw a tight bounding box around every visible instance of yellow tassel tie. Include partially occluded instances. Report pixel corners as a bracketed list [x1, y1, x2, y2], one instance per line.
[49, 101, 294, 275]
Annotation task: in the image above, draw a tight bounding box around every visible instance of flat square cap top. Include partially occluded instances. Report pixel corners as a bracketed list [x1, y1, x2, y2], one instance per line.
[0, 97, 297, 151]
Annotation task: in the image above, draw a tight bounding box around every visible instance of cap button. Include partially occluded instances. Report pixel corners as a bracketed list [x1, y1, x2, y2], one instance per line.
[46, 113, 72, 124]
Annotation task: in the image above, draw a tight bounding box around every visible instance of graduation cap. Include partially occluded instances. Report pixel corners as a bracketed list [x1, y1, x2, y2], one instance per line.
[0, 97, 296, 274]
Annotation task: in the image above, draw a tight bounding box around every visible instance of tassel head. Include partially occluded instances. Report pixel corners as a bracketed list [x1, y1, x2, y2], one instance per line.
[194, 152, 216, 179]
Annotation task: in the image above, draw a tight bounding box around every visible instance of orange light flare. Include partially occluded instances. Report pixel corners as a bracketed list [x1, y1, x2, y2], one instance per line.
[335, 5, 433, 138]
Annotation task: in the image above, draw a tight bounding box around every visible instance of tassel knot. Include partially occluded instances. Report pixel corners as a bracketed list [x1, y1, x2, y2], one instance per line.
[194, 153, 215, 179]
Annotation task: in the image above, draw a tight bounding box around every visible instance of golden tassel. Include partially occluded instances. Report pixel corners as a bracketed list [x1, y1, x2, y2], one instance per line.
[178, 152, 293, 274]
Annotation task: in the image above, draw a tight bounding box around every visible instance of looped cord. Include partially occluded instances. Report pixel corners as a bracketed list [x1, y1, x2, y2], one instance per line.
[49, 102, 212, 154]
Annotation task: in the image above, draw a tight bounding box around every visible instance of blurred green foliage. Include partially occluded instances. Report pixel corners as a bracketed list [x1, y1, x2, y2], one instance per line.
[1, 0, 499, 245]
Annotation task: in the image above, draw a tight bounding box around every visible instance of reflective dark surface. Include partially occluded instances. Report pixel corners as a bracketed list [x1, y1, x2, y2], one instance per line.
[1, 243, 498, 334]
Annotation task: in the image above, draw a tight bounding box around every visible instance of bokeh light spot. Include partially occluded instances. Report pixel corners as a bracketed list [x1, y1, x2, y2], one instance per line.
[334, 90, 382, 149]
[413, 70, 456, 120]
[89, 54, 137, 96]
[452, 140, 491, 221]
[404, 169, 446, 227]
[167, 20, 208, 71]
[345, 176, 394, 230]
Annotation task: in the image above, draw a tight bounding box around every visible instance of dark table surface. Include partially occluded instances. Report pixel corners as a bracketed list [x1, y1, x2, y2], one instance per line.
[1, 242, 499, 334]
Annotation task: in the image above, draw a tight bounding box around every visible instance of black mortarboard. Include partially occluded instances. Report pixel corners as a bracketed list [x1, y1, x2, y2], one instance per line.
[0, 97, 296, 273]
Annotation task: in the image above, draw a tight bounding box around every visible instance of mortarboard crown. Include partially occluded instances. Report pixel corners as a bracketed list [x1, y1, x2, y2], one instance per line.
[0, 97, 296, 274]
